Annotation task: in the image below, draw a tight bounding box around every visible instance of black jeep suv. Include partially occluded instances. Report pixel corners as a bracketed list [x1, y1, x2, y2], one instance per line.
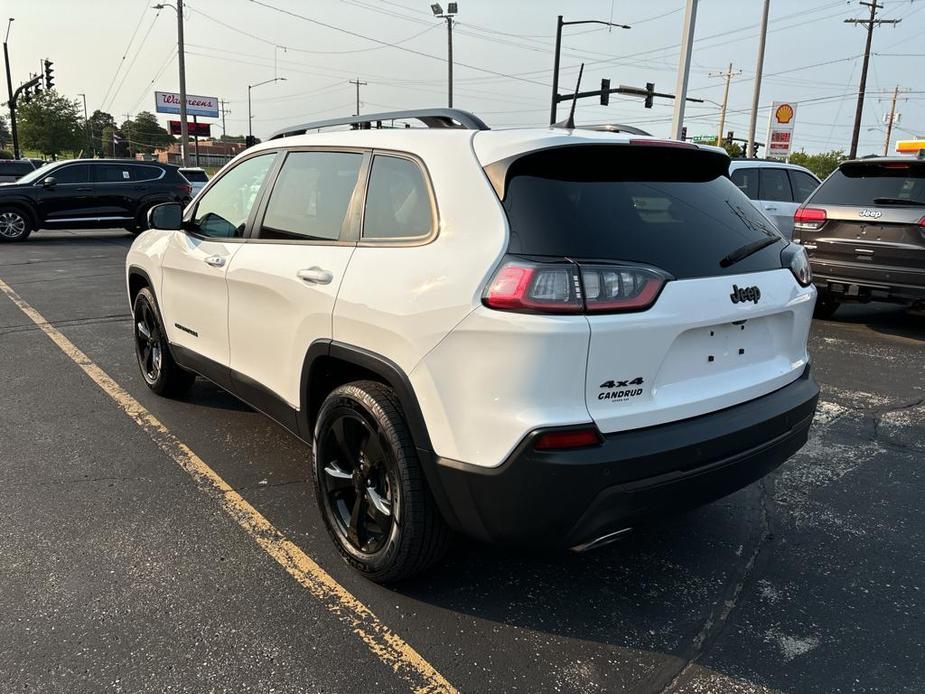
[793, 156, 925, 316]
[0, 159, 192, 242]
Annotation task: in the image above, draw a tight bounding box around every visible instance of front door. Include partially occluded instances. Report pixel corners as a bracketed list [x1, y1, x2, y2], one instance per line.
[159, 151, 278, 381]
[227, 149, 366, 413]
[34, 163, 95, 225]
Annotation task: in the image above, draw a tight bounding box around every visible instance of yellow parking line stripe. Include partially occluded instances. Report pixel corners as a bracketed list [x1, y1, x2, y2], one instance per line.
[0, 276, 455, 694]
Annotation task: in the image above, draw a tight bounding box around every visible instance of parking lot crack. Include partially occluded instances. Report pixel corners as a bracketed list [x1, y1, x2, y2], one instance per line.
[655, 482, 772, 693]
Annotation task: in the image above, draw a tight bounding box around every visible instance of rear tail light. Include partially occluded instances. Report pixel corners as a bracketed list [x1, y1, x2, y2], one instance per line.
[177, 183, 192, 196]
[534, 427, 602, 450]
[794, 206, 827, 231]
[918, 216, 925, 239]
[482, 259, 667, 315]
[782, 244, 813, 287]
[628, 138, 697, 149]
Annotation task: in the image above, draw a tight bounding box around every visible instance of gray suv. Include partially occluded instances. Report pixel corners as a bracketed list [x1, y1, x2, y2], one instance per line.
[793, 156, 925, 317]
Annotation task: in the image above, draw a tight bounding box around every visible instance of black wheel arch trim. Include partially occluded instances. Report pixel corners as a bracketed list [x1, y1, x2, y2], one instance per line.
[299, 340, 465, 531]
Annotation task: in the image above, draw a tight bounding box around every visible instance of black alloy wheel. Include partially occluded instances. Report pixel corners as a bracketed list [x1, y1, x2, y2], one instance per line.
[318, 408, 398, 555]
[135, 298, 164, 385]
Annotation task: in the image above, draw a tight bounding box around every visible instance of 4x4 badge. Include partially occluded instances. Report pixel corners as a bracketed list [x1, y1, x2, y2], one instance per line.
[730, 284, 761, 304]
[858, 208, 882, 219]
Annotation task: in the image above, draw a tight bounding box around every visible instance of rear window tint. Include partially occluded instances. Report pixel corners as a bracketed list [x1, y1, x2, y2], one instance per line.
[759, 168, 793, 202]
[810, 163, 925, 206]
[131, 165, 165, 182]
[498, 145, 785, 279]
[789, 170, 819, 202]
[180, 169, 209, 182]
[730, 167, 759, 199]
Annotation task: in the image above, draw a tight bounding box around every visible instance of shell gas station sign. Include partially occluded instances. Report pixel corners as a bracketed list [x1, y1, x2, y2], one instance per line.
[766, 101, 797, 159]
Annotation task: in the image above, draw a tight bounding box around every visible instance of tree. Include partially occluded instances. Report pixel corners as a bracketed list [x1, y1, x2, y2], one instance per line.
[18, 91, 83, 158]
[0, 114, 10, 149]
[122, 111, 174, 155]
[788, 150, 847, 180]
[88, 109, 117, 156]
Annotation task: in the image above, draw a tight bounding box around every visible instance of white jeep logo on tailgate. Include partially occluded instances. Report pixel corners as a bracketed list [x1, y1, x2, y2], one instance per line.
[859, 209, 882, 219]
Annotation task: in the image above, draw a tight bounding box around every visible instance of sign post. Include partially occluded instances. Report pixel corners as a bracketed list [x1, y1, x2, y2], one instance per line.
[765, 101, 797, 160]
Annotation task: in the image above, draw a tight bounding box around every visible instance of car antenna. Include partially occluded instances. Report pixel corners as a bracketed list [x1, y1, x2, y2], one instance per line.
[554, 63, 584, 130]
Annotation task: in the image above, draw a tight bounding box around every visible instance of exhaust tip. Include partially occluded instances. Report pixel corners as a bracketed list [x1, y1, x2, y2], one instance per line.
[570, 527, 633, 553]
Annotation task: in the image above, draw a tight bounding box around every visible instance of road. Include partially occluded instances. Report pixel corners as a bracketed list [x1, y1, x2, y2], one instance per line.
[1, 229, 922, 693]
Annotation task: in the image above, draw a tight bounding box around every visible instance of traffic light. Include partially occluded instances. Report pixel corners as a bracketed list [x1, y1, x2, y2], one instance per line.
[725, 130, 734, 146]
[751, 141, 760, 157]
[600, 78, 610, 106]
[43, 60, 54, 90]
[680, 126, 687, 141]
[644, 82, 655, 109]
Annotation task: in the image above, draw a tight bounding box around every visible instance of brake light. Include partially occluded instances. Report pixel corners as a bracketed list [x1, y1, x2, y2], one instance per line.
[629, 138, 697, 149]
[483, 261, 583, 313]
[483, 259, 667, 315]
[534, 427, 602, 450]
[794, 206, 827, 231]
[918, 216, 925, 238]
[177, 183, 192, 196]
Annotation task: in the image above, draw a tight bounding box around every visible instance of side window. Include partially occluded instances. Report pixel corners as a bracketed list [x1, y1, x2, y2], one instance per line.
[260, 151, 363, 241]
[789, 170, 820, 203]
[730, 168, 759, 199]
[363, 155, 433, 240]
[52, 165, 90, 184]
[192, 153, 275, 238]
[130, 165, 164, 182]
[759, 168, 793, 202]
[94, 164, 132, 183]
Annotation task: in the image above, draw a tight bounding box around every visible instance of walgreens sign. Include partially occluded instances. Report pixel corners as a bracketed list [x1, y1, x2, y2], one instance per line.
[154, 91, 219, 118]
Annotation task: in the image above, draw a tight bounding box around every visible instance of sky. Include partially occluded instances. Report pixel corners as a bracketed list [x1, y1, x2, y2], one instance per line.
[4, 0, 923, 154]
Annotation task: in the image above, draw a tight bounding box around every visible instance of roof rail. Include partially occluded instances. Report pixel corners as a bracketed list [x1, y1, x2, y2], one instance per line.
[270, 108, 489, 140]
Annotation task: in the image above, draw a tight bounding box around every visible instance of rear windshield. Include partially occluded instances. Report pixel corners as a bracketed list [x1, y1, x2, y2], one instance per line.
[810, 162, 925, 206]
[180, 169, 209, 182]
[497, 145, 785, 279]
[0, 162, 35, 175]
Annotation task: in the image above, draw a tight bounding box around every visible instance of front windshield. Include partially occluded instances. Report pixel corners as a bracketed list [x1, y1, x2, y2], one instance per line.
[17, 161, 61, 185]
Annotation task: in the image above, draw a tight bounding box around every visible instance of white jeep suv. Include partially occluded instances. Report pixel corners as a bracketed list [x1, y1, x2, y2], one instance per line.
[126, 109, 819, 582]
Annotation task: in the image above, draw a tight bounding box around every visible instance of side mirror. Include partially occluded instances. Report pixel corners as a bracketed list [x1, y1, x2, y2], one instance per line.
[148, 202, 183, 230]
[42, 176, 56, 188]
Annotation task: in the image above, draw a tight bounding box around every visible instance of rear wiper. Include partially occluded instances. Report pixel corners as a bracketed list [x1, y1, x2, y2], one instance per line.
[872, 197, 923, 206]
[719, 237, 778, 268]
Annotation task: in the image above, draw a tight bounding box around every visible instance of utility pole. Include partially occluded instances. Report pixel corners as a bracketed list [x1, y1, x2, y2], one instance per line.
[746, 0, 771, 158]
[710, 63, 740, 148]
[77, 92, 91, 155]
[430, 3, 458, 107]
[220, 98, 231, 135]
[846, 1, 900, 159]
[881, 85, 907, 156]
[671, 0, 699, 140]
[349, 78, 367, 116]
[549, 15, 630, 125]
[3, 18, 18, 158]
[155, 2, 189, 165]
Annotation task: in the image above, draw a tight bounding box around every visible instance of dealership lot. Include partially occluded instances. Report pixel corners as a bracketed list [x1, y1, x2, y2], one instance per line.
[1, 230, 922, 693]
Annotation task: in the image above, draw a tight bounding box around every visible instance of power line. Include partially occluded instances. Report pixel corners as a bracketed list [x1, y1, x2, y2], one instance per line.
[104, 9, 163, 113]
[99, 0, 150, 111]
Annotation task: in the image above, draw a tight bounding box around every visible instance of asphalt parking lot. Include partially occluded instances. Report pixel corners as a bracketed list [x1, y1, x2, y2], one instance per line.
[1, 229, 922, 694]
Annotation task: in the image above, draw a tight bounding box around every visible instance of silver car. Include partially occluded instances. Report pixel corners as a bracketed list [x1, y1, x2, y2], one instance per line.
[728, 159, 820, 239]
[178, 167, 209, 198]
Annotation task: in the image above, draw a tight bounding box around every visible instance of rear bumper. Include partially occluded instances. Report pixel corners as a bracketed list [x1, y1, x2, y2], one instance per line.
[811, 261, 925, 305]
[429, 365, 818, 548]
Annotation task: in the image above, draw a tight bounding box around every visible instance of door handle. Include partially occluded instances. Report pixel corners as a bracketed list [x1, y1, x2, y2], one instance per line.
[75, 186, 92, 192]
[204, 255, 226, 268]
[297, 267, 333, 285]
[764, 205, 778, 211]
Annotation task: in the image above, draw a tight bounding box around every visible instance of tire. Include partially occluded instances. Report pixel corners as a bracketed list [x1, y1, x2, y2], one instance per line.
[312, 380, 449, 583]
[813, 290, 840, 319]
[129, 205, 153, 236]
[132, 287, 196, 397]
[0, 207, 32, 242]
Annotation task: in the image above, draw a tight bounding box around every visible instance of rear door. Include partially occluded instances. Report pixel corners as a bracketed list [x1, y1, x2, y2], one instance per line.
[757, 167, 798, 238]
[227, 148, 366, 413]
[89, 162, 137, 225]
[797, 160, 925, 291]
[498, 144, 812, 434]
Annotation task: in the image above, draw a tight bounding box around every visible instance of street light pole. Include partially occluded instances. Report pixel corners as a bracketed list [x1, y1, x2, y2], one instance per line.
[248, 77, 286, 139]
[3, 18, 19, 158]
[77, 92, 91, 156]
[670, 0, 698, 141]
[430, 3, 457, 108]
[746, 0, 771, 158]
[549, 16, 630, 125]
